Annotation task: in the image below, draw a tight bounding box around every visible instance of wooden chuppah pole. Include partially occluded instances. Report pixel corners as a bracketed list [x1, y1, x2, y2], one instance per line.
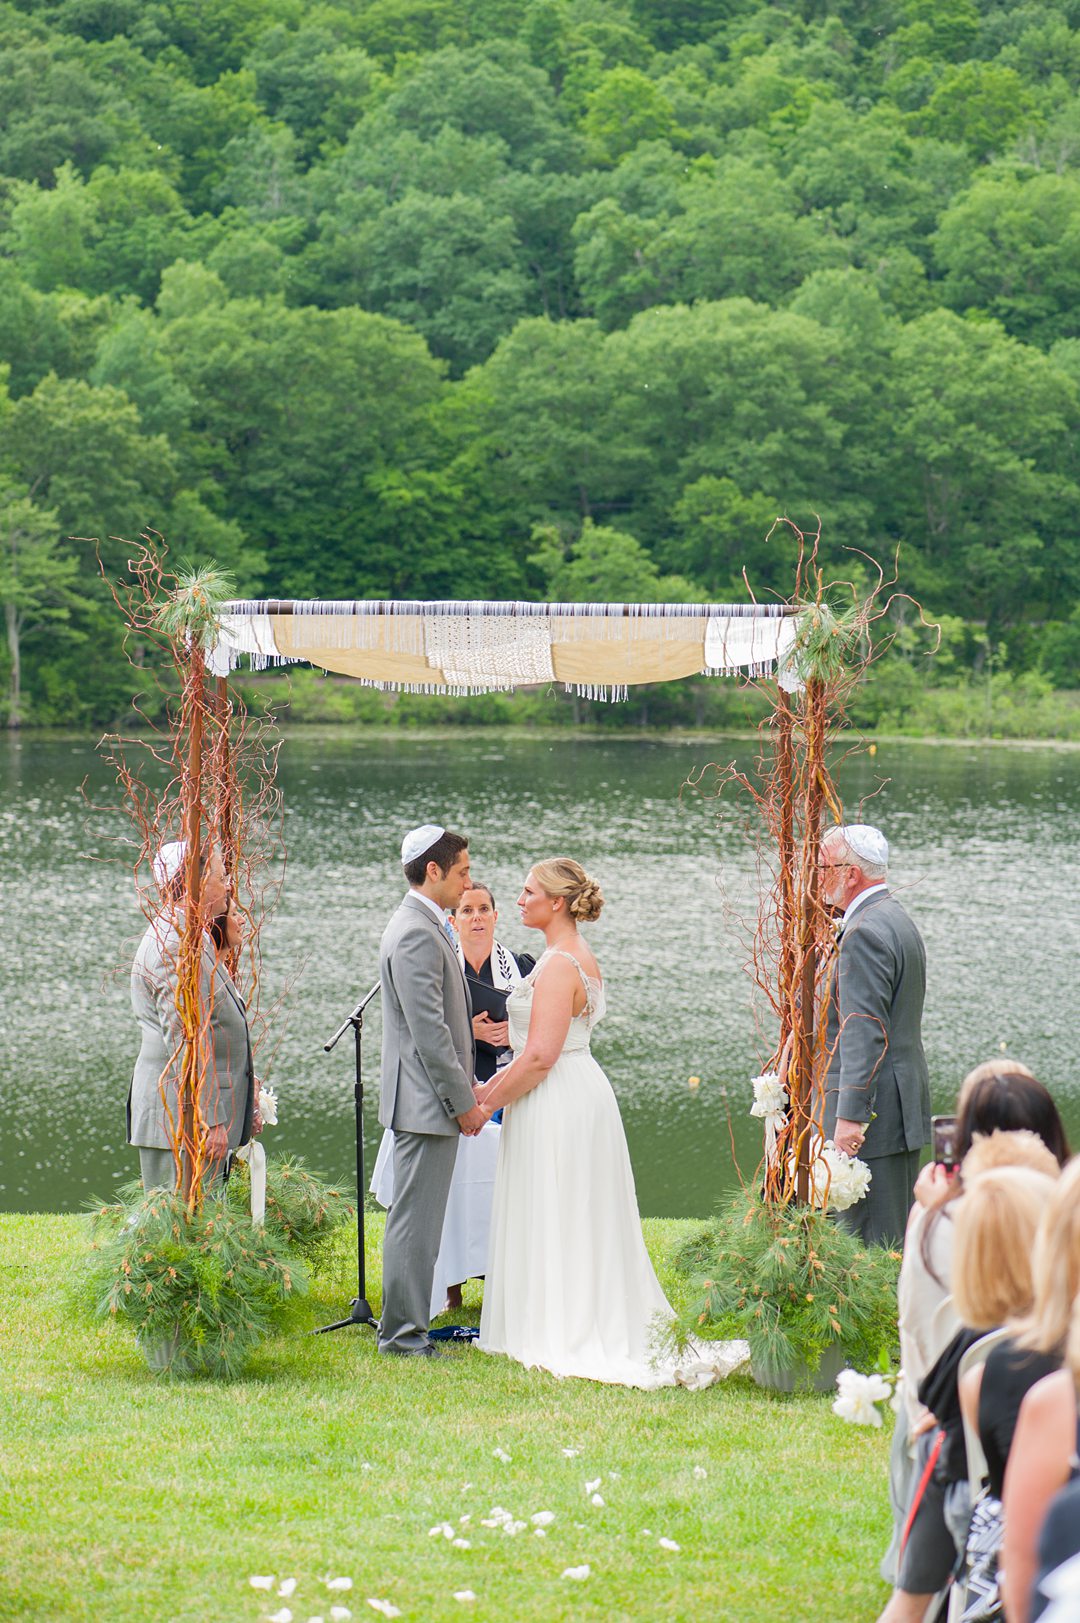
[176, 640, 207, 1207]
[794, 677, 825, 1206]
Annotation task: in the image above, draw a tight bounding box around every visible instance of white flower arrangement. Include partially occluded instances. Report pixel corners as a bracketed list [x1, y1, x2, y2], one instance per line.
[832, 1368, 895, 1427]
[259, 1084, 278, 1127]
[809, 1138, 873, 1212]
[749, 1071, 788, 1160]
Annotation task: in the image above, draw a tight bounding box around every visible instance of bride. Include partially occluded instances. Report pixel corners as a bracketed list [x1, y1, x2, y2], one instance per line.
[475, 856, 744, 1389]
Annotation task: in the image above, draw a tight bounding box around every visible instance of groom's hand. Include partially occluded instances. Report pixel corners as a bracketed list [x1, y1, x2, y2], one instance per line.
[456, 1103, 488, 1136]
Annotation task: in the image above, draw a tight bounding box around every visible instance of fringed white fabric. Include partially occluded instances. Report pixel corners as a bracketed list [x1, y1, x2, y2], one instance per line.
[424, 612, 555, 687]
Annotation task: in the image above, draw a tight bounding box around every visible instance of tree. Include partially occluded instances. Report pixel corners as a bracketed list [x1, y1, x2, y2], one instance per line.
[530, 518, 702, 600]
[913, 63, 1038, 160]
[932, 170, 1080, 346]
[581, 67, 680, 165]
[0, 481, 80, 728]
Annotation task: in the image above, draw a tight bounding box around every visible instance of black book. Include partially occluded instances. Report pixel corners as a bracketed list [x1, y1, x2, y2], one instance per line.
[464, 974, 510, 1023]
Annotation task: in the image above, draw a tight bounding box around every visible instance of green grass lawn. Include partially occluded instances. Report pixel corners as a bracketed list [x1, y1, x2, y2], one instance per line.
[0, 1212, 893, 1623]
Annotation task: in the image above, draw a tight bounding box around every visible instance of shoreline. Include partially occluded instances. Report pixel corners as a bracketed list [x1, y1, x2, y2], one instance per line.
[4, 723, 1079, 751]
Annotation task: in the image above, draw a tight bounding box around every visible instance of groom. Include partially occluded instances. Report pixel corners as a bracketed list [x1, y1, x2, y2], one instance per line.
[377, 825, 487, 1356]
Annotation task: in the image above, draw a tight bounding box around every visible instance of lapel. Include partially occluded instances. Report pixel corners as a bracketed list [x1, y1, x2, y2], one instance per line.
[402, 893, 466, 982]
[201, 934, 248, 1018]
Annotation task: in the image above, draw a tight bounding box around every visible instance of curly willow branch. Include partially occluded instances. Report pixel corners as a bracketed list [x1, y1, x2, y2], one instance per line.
[87, 535, 285, 1213]
[685, 519, 936, 1212]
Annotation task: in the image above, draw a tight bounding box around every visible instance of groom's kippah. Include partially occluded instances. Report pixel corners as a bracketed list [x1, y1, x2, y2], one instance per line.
[840, 824, 889, 868]
[401, 824, 445, 866]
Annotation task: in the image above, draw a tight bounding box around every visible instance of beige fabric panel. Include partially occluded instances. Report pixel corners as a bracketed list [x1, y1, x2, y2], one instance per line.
[275, 615, 448, 686]
[552, 634, 706, 686]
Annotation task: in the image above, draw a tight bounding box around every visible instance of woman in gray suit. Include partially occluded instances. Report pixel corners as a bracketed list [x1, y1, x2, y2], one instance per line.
[128, 841, 256, 1192]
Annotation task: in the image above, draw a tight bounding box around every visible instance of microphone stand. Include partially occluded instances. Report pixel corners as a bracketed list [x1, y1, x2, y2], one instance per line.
[314, 981, 381, 1334]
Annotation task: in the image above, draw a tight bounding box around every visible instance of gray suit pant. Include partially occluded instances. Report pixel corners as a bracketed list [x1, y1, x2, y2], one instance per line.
[378, 1130, 459, 1354]
[138, 1147, 226, 1193]
[837, 1148, 921, 1248]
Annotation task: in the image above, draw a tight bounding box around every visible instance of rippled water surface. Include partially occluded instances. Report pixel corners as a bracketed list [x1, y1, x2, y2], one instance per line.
[1, 731, 1078, 1215]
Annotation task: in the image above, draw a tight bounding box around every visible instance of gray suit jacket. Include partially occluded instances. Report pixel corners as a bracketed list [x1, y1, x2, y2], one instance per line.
[128, 913, 255, 1152]
[823, 890, 931, 1158]
[378, 893, 475, 1135]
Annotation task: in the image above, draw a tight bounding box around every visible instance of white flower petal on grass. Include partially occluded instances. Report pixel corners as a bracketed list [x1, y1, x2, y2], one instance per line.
[453, 1539, 471, 1550]
[561, 1448, 580, 1458]
[534, 1528, 547, 1538]
[250, 1577, 276, 1591]
[330, 1610, 352, 1622]
[531, 1512, 555, 1527]
[584, 1477, 602, 1493]
[266, 1611, 293, 1623]
[459, 1515, 471, 1526]
[658, 1538, 681, 1553]
[278, 1580, 298, 1598]
[366, 1603, 401, 1620]
[307, 1616, 324, 1623]
[693, 1467, 707, 1480]
[361, 1464, 372, 1473]
[452, 1593, 477, 1604]
[832, 1369, 892, 1427]
[325, 1579, 354, 1592]
[492, 1447, 512, 1463]
[561, 1566, 591, 1581]
[640, 1529, 652, 1537]
[590, 1494, 605, 1508]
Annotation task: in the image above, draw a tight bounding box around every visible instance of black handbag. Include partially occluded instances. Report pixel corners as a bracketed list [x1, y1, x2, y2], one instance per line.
[958, 1490, 1004, 1623]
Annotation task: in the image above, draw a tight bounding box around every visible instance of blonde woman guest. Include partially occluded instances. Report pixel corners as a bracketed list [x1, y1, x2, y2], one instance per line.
[1001, 1162, 1080, 1623]
[1029, 1299, 1080, 1622]
[884, 1064, 1069, 1583]
[960, 1154, 1080, 1501]
[475, 858, 744, 1389]
[879, 1162, 1057, 1623]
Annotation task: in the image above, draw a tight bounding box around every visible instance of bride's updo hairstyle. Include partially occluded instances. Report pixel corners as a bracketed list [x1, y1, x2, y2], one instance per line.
[532, 857, 604, 923]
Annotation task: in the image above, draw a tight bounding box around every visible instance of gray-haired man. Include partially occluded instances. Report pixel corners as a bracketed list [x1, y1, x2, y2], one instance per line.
[821, 824, 930, 1248]
[377, 825, 487, 1356]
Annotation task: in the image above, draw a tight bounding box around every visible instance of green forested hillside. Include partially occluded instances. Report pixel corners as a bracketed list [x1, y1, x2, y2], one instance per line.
[2, 0, 1079, 727]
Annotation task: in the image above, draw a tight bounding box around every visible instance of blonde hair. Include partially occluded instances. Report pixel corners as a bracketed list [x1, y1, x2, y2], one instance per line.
[531, 857, 604, 923]
[952, 1166, 1056, 1330]
[1013, 1156, 1080, 1355]
[1067, 1295, 1080, 1387]
[962, 1129, 1062, 1186]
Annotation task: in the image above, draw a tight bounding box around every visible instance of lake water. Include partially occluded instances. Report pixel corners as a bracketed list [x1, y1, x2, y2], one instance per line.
[1, 730, 1077, 1216]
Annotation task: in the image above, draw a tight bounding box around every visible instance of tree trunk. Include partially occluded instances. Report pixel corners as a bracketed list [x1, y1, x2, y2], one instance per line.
[4, 602, 21, 730]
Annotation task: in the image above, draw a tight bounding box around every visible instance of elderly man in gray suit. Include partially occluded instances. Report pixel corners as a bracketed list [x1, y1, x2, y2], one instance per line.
[821, 824, 930, 1248]
[129, 842, 256, 1191]
[378, 825, 488, 1357]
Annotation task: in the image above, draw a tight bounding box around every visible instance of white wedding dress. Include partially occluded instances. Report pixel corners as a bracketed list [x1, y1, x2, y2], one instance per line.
[478, 948, 747, 1389]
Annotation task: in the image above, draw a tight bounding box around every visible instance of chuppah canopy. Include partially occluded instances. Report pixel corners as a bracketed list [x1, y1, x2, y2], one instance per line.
[209, 598, 801, 700]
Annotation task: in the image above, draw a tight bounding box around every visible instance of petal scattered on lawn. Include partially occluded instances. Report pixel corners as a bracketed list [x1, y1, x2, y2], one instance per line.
[585, 1478, 601, 1493]
[278, 1580, 298, 1598]
[561, 1448, 580, 1458]
[325, 1579, 354, 1593]
[366, 1602, 401, 1620]
[250, 1577, 275, 1591]
[452, 1538, 471, 1550]
[693, 1466, 707, 1479]
[492, 1447, 512, 1463]
[330, 1610, 352, 1622]
[658, 1538, 681, 1552]
[641, 1529, 652, 1537]
[590, 1494, 605, 1508]
[531, 1511, 555, 1527]
[452, 1593, 476, 1604]
[266, 1611, 293, 1623]
[361, 1464, 372, 1473]
[561, 1566, 591, 1581]
[306, 1616, 324, 1623]
[534, 1528, 547, 1538]
[459, 1515, 471, 1526]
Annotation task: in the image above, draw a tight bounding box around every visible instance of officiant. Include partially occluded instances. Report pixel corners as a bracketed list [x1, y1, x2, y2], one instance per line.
[370, 883, 534, 1315]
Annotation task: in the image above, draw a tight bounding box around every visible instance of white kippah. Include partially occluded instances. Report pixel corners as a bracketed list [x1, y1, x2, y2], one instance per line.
[152, 839, 187, 890]
[840, 824, 889, 868]
[401, 824, 445, 866]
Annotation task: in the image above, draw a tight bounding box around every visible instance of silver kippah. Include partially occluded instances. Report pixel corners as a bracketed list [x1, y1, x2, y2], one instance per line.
[840, 824, 889, 868]
[401, 824, 445, 866]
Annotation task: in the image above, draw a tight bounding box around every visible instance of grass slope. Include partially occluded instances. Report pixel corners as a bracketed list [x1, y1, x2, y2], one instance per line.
[0, 1213, 892, 1623]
